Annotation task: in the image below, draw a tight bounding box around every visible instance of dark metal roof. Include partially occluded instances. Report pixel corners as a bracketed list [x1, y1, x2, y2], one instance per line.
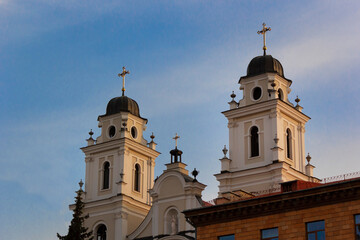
[247, 55, 284, 77]
[238, 54, 292, 84]
[104, 95, 141, 117]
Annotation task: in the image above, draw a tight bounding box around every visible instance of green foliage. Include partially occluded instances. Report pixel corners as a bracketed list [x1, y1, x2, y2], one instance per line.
[57, 186, 93, 240]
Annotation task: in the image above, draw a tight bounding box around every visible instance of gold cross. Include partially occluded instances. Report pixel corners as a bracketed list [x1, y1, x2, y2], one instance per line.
[173, 133, 180, 148]
[118, 66, 130, 96]
[257, 23, 271, 55]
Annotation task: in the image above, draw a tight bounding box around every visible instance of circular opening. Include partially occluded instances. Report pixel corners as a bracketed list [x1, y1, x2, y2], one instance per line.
[253, 87, 262, 100]
[108, 126, 116, 138]
[131, 126, 137, 139]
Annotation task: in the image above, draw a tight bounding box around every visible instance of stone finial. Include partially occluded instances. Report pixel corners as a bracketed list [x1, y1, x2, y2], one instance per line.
[192, 168, 199, 181]
[230, 91, 236, 101]
[88, 129, 94, 139]
[229, 91, 238, 109]
[306, 153, 311, 164]
[222, 145, 228, 158]
[119, 169, 125, 182]
[305, 153, 315, 177]
[86, 129, 95, 146]
[268, 82, 277, 99]
[295, 95, 303, 112]
[274, 134, 279, 147]
[271, 82, 276, 89]
[150, 132, 155, 143]
[148, 132, 157, 150]
[79, 179, 84, 191]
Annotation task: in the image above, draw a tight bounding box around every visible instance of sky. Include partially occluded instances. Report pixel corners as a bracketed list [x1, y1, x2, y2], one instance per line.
[1, 1, 360, 239]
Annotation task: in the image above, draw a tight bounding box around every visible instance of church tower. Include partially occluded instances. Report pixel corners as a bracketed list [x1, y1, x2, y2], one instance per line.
[216, 24, 318, 195]
[81, 67, 160, 240]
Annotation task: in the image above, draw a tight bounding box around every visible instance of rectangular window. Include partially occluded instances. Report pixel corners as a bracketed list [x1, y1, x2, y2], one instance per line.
[261, 227, 279, 240]
[306, 220, 325, 240]
[218, 234, 234, 240]
[355, 214, 360, 240]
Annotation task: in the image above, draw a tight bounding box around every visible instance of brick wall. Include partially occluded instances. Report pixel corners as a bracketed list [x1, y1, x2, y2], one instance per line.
[196, 199, 360, 240]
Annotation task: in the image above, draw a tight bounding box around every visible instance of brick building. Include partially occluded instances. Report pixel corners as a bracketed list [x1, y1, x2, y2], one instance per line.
[184, 178, 360, 240]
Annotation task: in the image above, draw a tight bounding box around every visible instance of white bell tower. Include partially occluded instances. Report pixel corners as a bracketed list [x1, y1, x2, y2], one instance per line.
[81, 67, 160, 240]
[216, 24, 318, 195]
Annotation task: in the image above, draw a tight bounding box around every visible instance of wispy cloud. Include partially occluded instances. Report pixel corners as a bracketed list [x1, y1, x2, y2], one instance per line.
[0, 0, 123, 47]
[0, 106, 97, 203]
[274, 6, 360, 85]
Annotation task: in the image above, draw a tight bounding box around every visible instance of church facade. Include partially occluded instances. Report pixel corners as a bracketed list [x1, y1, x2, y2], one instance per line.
[80, 68, 206, 240]
[74, 25, 358, 240]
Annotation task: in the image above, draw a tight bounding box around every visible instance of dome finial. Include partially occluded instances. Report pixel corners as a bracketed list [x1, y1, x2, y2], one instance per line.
[118, 66, 130, 96]
[257, 22, 271, 56]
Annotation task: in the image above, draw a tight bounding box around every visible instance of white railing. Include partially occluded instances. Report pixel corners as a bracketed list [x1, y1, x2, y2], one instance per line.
[321, 171, 360, 184]
[250, 186, 281, 196]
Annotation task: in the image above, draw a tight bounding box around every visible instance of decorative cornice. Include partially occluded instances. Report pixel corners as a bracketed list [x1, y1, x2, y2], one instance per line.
[297, 123, 305, 133]
[81, 137, 160, 159]
[83, 193, 151, 210]
[184, 178, 360, 227]
[115, 211, 128, 219]
[222, 99, 310, 123]
[227, 121, 239, 128]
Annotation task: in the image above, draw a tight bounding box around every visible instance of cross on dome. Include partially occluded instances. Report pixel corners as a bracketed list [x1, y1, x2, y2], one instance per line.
[173, 133, 180, 148]
[170, 133, 183, 163]
[118, 66, 130, 96]
[257, 22, 271, 55]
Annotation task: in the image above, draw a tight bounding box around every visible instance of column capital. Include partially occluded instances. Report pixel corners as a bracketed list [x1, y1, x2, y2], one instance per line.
[115, 211, 128, 220]
[228, 121, 239, 128]
[269, 109, 281, 119]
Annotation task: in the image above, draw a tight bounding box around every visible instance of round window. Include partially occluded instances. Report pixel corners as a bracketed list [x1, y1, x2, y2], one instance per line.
[108, 126, 116, 138]
[131, 126, 137, 139]
[252, 87, 262, 100]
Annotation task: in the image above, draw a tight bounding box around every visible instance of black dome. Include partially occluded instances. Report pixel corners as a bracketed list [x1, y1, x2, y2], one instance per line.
[246, 55, 284, 78]
[105, 96, 141, 117]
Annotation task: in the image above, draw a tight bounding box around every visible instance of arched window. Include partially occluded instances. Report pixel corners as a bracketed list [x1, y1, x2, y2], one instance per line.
[134, 164, 140, 192]
[97, 224, 107, 240]
[286, 129, 292, 159]
[103, 162, 110, 189]
[250, 126, 259, 157]
[278, 89, 283, 100]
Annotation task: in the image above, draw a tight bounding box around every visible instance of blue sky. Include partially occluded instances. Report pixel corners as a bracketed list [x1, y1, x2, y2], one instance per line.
[1, 1, 360, 239]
